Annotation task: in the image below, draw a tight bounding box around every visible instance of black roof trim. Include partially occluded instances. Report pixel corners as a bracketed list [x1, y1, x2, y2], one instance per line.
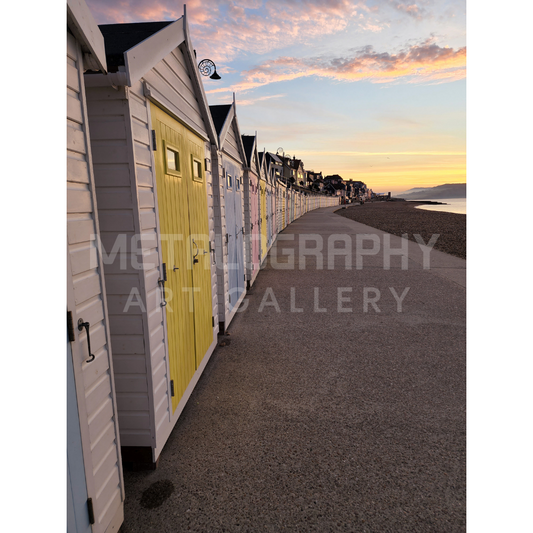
[209, 104, 232, 136]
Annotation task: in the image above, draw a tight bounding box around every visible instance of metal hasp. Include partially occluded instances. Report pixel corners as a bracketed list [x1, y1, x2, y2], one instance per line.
[77, 319, 95, 363]
[158, 263, 168, 307]
[198, 59, 221, 80]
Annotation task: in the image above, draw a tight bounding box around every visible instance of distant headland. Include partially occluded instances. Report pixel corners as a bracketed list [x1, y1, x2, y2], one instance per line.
[395, 183, 466, 200]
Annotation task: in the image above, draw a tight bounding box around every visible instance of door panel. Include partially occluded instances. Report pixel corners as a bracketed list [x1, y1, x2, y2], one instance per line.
[225, 165, 245, 310]
[151, 104, 212, 412]
[234, 177, 244, 300]
[260, 181, 267, 259]
[67, 337, 92, 533]
[187, 139, 213, 366]
[225, 169, 236, 309]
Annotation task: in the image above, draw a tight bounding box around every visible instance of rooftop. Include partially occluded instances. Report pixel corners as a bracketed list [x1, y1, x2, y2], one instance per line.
[98, 21, 174, 71]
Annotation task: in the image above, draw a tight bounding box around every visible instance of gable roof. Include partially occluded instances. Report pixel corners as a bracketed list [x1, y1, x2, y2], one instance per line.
[98, 21, 173, 72]
[241, 135, 256, 166]
[209, 105, 232, 136]
[265, 152, 282, 165]
[209, 101, 246, 163]
[88, 12, 218, 147]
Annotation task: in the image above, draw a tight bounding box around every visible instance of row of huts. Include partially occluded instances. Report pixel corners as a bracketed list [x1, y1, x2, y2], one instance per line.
[67, 1, 339, 531]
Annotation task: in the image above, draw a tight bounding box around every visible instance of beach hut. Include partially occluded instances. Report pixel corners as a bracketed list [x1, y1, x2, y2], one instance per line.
[241, 134, 261, 288]
[258, 171, 268, 262]
[265, 170, 276, 249]
[268, 167, 278, 246]
[209, 98, 247, 331]
[83, 12, 219, 467]
[67, 0, 125, 530]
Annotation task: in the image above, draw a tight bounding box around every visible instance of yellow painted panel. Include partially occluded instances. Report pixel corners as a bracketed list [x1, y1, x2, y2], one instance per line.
[151, 103, 212, 413]
[186, 134, 213, 367]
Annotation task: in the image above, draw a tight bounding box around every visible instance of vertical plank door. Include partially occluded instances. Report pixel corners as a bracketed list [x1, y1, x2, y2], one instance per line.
[151, 104, 212, 410]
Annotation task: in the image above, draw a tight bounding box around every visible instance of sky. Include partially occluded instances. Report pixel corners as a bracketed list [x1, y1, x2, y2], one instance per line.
[85, 0, 466, 194]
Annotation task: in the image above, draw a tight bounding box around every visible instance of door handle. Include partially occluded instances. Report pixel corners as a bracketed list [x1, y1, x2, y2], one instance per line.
[192, 239, 199, 263]
[77, 319, 95, 363]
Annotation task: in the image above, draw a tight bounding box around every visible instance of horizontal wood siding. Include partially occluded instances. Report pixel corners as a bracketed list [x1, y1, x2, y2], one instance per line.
[143, 46, 207, 139]
[67, 32, 123, 533]
[205, 143, 219, 336]
[210, 150, 227, 327]
[85, 80, 155, 448]
[129, 81, 172, 450]
[223, 121, 241, 164]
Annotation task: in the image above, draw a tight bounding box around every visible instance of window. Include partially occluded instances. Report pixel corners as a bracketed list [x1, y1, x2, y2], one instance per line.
[192, 157, 203, 182]
[163, 142, 181, 176]
[227, 173, 232, 189]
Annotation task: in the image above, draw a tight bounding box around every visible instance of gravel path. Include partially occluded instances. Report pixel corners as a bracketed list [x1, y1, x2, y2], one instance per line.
[119, 208, 466, 533]
[336, 201, 466, 259]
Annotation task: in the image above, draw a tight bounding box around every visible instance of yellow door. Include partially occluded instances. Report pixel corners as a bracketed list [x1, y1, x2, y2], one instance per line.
[151, 103, 212, 413]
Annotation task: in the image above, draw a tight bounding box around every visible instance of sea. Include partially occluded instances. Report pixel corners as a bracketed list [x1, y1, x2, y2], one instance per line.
[413, 198, 466, 215]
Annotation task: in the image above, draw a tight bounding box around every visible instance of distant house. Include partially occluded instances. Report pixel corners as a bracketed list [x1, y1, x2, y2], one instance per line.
[265, 151, 283, 182]
[306, 170, 323, 188]
[324, 174, 343, 185]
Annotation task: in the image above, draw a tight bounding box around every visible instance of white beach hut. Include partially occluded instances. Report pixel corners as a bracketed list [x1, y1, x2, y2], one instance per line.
[241, 134, 261, 288]
[67, 0, 125, 530]
[83, 12, 220, 467]
[209, 99, 247, 332]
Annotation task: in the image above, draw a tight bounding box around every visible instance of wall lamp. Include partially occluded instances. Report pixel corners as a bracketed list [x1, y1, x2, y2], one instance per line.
[198, 59, 221, 80]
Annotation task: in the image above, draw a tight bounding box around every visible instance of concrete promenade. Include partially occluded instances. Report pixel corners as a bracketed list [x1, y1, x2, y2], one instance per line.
[121, 206, 466, 532]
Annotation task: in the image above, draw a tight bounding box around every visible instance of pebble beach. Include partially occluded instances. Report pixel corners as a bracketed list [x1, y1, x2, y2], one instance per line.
[336, 200, 466, 259]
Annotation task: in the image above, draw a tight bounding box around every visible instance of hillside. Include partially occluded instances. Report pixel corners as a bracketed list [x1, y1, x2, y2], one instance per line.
[396, 183, 466, 200]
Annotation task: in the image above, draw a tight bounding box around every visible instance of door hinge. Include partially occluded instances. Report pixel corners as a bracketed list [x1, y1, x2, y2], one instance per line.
[151, 130, 157, 151]
[87, 498, 95, 525]
[170, 380, 175, 397]
[212, 316, 215, 327]
[67, 311, 75, 342]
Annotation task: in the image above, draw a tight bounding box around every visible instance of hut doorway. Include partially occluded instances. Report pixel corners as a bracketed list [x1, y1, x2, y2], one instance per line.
[151, 104, 213, 413]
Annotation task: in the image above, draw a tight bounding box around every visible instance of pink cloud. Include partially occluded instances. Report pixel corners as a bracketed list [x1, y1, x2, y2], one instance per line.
[207, 40, 466, 95]
[86, 0, 383, 62]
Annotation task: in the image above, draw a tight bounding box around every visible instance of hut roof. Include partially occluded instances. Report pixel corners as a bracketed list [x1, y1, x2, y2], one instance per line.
[209, 105, 232, 136]
[98, 21, 174, 71]
[241, 135, 256, 166]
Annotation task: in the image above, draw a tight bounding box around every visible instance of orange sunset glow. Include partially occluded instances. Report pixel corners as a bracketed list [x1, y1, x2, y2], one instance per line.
[85, 0, 466, 195]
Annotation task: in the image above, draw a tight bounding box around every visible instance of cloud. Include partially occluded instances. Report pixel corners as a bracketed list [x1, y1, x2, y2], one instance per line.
[237, 94, 287, 106]
[386, 1, 428, 20]
[86, 0, 397, 62]
[208, 39, 466, 94]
